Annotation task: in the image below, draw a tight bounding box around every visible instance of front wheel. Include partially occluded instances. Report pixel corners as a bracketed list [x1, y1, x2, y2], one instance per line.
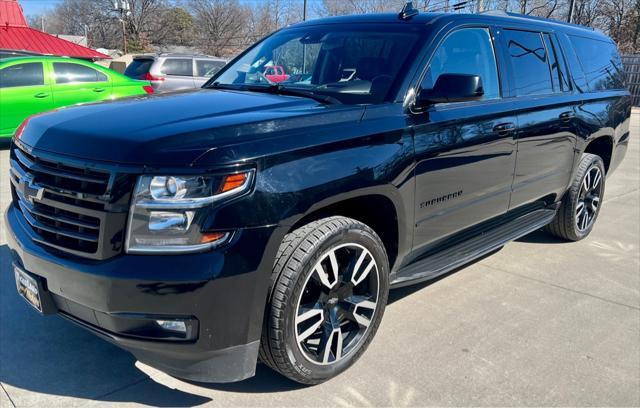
[546, 153, 606, 241]
[259, 216, 389, 384]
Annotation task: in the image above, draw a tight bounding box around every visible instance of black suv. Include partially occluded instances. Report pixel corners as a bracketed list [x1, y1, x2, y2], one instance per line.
[5, 8, 631, 384]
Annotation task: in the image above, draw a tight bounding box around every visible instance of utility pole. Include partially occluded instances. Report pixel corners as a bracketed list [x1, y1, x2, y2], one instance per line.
[303, 0, 307, 21]
[113, 0, 131, 54]
[477, 0, 485, 13]
[40, 16, 44, 32]
[567, 0, 576, 23]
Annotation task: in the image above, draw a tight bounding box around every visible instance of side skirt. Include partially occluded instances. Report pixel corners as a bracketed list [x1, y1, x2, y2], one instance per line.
[390, 207, 557, 288]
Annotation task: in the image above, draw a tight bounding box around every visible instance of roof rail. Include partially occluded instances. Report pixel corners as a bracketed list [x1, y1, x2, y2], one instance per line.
[157, 52, 212, 57]
[480, 10, 594, 30]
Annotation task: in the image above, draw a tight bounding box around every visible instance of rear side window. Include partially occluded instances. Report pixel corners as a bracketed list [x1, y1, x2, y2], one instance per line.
[422, 27, 501, 100]
[160, 59, 193, 76]
[503, 29, 553, 96]
[196, 60, 225, 77]
[569, 35, 625, 91]
[125, 59, 153, 79]
[0, 63, 44, 88]
[54, 63, 108, 84]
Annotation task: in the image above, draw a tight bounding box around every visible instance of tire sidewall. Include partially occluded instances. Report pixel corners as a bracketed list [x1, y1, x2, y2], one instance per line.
[569, 155, 606, 240]
[280, 226, 389, 383]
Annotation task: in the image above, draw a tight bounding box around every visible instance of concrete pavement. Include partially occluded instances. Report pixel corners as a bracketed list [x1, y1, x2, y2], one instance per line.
[0, 112, 638, 407]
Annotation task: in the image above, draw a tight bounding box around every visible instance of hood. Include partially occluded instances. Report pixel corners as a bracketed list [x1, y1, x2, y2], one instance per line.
[18, 89, 360, 166]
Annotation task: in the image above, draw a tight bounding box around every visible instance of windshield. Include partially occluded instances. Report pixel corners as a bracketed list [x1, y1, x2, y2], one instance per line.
[209, 24, 424, 104]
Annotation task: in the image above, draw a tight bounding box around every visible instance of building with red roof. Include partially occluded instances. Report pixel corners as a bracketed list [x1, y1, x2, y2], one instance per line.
[0, 0, 110, 60]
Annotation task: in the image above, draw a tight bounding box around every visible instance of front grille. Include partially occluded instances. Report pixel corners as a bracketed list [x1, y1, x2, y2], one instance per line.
[9, 143, 133, 260]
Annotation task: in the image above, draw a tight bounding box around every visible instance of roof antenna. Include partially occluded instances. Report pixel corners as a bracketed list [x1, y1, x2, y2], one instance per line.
[399, 1, 419, 20]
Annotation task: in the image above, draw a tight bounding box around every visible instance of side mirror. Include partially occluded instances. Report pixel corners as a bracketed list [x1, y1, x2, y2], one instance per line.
[416, 73, 484, 107]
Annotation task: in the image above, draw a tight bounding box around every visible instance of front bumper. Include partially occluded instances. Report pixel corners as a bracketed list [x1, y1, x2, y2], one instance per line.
[5, 204, 281, 382]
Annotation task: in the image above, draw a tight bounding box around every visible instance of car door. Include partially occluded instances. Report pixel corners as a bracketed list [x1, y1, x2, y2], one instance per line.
[411, 26, 518, 252]
[158, 58, 196, 91]
[50, 61, 112, 108]
[194, 59, 225, 87]
[499, 29, 580, 209]
[0, 61, 53, 137]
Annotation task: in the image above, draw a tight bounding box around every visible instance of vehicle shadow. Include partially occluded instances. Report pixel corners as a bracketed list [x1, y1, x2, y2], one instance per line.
[186, 364, 305, 393]
[0, 140, 10, 151]
[515, 228, 567, 244]
[0, 245, 211, 406]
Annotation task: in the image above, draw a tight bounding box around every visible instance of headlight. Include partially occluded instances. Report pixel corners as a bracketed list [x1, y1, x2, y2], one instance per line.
[125, 170, 254, 254]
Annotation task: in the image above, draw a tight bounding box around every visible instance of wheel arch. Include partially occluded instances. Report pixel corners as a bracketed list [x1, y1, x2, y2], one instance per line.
[288, 191, 405, 272]
[583, 135, 614, 173]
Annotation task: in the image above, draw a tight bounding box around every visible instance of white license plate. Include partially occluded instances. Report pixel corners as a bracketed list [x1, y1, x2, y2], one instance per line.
[15, 267, 42, 313]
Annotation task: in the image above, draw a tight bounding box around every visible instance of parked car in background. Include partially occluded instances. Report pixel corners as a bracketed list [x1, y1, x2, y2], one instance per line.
[124, 53, 227, 92]
[0, 56, 152, 139]
[263, 65, 290, 83]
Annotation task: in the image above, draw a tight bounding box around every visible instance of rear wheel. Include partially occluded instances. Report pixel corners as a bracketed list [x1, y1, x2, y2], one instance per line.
[546, 153, 605, 241]
[259, 216, 389, 384]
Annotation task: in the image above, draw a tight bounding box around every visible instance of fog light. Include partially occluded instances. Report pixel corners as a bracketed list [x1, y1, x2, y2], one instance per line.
[156, 320, 187, 334]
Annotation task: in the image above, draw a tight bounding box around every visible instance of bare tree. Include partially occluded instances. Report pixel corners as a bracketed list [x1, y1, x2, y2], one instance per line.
[187, 0, 250, 57]
[316, 0, 406, 16]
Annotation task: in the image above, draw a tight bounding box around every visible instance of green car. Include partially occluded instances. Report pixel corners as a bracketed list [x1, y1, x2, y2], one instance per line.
[0, 56, 153, 139]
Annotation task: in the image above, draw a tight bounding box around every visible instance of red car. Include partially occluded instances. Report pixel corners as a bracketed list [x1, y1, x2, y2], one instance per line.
[264, 65, 289, 83]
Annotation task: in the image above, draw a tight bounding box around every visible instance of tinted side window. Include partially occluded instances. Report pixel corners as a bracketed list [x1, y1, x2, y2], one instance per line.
[160, 59, 193, 76]
[503, 30, 553, 96]
[0, 63, 45, 88]
[557, 33, 588, 92]
[569, 35, 625, 91]
[196, 60, 224, 77]
[422, 28, 500, 100]
[54, 63, 107, 84]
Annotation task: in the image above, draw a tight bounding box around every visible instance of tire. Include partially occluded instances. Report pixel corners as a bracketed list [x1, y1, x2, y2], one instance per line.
[546, 153, 606, 241]
[259, 216, 390, 384]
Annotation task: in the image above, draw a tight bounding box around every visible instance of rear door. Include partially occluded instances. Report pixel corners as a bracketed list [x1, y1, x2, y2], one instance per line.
[157, 58, 195, 91]
[50, 61, 112, 108]
[499, 28, 580, 209]
[0, 61, 53, 137]
[194, 59, 225, 87]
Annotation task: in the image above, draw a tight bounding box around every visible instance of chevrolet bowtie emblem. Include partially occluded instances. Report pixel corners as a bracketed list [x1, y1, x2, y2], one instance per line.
[20, 178, 44, 203]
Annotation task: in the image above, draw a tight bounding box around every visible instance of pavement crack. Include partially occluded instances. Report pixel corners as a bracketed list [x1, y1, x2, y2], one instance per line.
[0, 383, 16, 408]
[91, 376, 150, 401]
[484, 265, 640, 311]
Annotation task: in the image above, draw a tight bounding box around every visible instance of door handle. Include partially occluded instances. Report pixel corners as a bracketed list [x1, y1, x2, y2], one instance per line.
[34, 92, 49, 98]
[93, 88, 106, 93]
[559, 111, 576, 122]
[493, 122, 516, 136]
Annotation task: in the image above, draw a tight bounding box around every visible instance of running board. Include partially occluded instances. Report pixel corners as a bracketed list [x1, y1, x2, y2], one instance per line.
[391, 208, 557, 288]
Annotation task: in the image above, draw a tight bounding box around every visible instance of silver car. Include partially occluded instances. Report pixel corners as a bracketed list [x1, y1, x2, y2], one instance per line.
[124, 53, 227, 93]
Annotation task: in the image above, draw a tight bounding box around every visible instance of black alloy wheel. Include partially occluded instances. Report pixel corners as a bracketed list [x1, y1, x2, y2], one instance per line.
[546, 153, 606, 241]
[260, 216, 389, 384]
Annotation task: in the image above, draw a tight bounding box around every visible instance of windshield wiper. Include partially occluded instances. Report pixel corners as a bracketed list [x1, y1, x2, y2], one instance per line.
[212, 82, 340, 105]
[261, 85, 342, 105]
[208, 82, 244, 91]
